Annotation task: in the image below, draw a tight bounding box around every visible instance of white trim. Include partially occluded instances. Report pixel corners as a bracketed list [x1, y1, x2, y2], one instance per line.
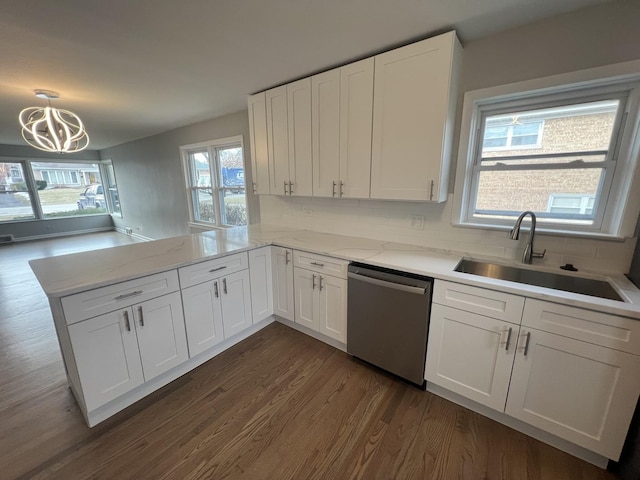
[452, 59, 640, 239]
[427, 383, 610, 468]
[11, 226, 115, 243]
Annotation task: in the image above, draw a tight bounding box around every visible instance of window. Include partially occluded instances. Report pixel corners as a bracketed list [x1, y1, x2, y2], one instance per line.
[103, 160, 121, 216]
[483, 120, 543, 150]
[181, 136, 248, 227]
[0, 159, 121, 222]
[453, 68, 640, 237]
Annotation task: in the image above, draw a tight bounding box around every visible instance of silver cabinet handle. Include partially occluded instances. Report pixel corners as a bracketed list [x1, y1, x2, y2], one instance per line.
[285, 250, 290, 264]
[124, 310, 131, 332]
[284, 180, 288, 195]
[505, 327, 512, 351]
[339, 181, 344, 197]
[252, 182, 257, 194]
[332, 181, 337, 197]
[310, 261, 325, 267]
[319, 276, 324, 291]
[115, 290, 143, 301]
[209, 265, 227, 273]
[312, 274, 316, 290]
[429, 180, 435, 201]
[138, 306, 144, 327]
[223, 278, 228, 294]
[288, 181, 293, 195]
[519, 332, 531, 356]
[214, 281, 219, 298]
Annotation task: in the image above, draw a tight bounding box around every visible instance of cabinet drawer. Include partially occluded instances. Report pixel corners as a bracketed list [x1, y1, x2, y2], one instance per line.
[62, 270, 179, 325]
[522, 299, 640, 355]
[433, 280, 524, 324]
[293, 250, 348, 278]
[178, 252, 248, 289]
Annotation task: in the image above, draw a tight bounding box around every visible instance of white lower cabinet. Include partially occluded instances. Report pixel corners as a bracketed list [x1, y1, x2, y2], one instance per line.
[427, 280, 640, 461]
[293, 264, 347, 344]
[272, 246, 294, 321]
[249, 247, 274, 323]
[182, 269, 253, 356]
[425, 304, 518, 411]
[68, 291, 187, 411]
[505, 328, 640, 459]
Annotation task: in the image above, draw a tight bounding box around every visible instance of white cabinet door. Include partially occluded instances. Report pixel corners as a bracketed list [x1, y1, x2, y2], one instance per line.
[294, 267, 318, 331]
[182, 280, 225, 357]
[287, 78, 313, 197]
[68, 308, 144, 411]
[272, 246, 295, 321]
[339, 58, 373, 199]
[133, 292, 188, 381]
[266, 86, 290, 195]
[220, 270, 253, 339]
[505, 328, 640, 460]
[249, 246, 274, 323]
[425, 304, 518, 411]
[248, 92, 271, 194]
[312, 68, 341, 197]
[371, 32, 458, 201]
[318, 275, 347, 343]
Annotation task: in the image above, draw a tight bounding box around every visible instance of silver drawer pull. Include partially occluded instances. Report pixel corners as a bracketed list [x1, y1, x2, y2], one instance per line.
[209, 266, 227, 273]
[503, 327, 512, 351]
[223, 278, 228, 294]
[520, 332, 531, 356]
[115, 290, 143, 301]
[138, 306, 144, 327]
[312, 274, 316, 290]
[214, 281, 219, 298]
[285, 250, 290, 264]
[310, 262, 325, 267]
[319, 276, 324, 291]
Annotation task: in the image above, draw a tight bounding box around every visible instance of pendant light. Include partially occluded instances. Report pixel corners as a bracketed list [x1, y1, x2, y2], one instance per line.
[19, 90, 89, 153]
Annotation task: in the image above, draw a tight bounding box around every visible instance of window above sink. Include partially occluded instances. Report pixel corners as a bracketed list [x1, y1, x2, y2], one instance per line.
[452, 60, 640, 239]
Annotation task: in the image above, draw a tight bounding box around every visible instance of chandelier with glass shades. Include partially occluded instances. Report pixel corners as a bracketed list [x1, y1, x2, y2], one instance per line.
[19, 90, 89, 153]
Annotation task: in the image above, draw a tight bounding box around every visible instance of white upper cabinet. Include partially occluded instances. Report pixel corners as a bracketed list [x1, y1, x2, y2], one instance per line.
[265, 82, 313, 197]
[339, 58, 374, 199]
[247, 92, 270, 194]
[266, 86, 290, 195]
[287, 78, 313, 196]
[312, 68, 341, 197]
[370, 31, 461, 201]
[312, 59, 374, 199]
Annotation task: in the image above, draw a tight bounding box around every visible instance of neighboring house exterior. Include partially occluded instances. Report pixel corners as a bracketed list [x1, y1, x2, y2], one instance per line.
[31, 162, 100, 187]
[475, 103, 616, 220]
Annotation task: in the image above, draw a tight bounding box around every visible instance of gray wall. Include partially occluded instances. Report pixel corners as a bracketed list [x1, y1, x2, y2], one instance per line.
[99, 110, 255, 240]
[0, 144, 113, 240]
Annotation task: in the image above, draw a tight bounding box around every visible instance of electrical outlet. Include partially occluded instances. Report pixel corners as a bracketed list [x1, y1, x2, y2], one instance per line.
[410, 215, 424, 230]
[125, 227, 133, 235]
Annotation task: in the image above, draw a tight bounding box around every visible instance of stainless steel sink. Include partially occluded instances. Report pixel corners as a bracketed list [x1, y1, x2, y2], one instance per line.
[454, 259, 623, 302]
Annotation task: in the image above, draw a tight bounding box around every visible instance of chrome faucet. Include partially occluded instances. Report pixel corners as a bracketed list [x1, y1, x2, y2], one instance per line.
[508, 211, 546, 264]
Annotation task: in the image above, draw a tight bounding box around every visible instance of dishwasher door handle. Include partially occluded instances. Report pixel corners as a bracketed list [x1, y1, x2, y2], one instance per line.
[347, 271, 427, 295]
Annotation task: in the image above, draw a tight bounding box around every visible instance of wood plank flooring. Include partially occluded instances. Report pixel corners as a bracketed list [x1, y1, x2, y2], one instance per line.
[0, 232, 619, 479]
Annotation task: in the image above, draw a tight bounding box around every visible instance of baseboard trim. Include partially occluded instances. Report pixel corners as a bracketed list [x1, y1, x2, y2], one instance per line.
[427, 383, 610, 469]
[274, 316, 346, 352]
[11, 226, 115, 243]
[114, 227, 153, 242]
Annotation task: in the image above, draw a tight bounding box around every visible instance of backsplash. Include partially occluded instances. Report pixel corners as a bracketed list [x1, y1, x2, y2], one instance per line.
[259, 195, 638, 275]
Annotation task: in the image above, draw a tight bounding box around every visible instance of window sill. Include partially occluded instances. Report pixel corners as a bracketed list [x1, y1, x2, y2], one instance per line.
[451, 221, 628, 242]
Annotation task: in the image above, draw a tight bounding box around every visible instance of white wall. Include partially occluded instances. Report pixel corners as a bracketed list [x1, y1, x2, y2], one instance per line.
[100, 111, 257, 240]
[259, 1, 640, 275]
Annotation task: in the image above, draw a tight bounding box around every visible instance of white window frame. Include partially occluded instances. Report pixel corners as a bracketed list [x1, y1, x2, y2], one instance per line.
[180, 135, 247, 228]
[452, 60, 640, 239]
[482, 119, 544, 151]
[547, 194, 596, 216]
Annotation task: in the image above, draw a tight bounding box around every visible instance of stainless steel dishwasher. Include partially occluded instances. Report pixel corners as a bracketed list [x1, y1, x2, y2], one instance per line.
[347, 262, 432, 387]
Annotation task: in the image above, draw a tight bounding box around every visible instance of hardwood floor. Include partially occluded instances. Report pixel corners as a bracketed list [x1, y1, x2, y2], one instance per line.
[0, 233, 618, 479]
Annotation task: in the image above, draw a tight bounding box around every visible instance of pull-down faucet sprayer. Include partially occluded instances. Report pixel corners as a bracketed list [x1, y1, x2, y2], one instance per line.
[508, 211, 546, 264]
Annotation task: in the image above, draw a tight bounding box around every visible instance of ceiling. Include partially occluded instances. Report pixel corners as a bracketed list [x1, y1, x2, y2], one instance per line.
[1, 0, 612, 151]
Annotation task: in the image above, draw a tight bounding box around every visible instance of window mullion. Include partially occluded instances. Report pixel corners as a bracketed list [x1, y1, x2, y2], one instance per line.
[210, 146, 224, 226]
[23, 161, 44, 219]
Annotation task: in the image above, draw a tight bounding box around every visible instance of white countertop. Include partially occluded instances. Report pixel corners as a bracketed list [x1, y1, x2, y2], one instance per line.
[29, 224, 640, 319]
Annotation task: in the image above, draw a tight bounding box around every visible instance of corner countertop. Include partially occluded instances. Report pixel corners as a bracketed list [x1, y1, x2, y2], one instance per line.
[29, 224, 640, 319]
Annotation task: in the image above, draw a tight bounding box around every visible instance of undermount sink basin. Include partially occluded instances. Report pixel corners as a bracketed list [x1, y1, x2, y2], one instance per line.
[454, 259, 623, 302]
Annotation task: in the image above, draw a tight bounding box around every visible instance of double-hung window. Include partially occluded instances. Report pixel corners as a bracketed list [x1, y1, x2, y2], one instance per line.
[181, 136, 248, 227]
[454, 70, 640, 237]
